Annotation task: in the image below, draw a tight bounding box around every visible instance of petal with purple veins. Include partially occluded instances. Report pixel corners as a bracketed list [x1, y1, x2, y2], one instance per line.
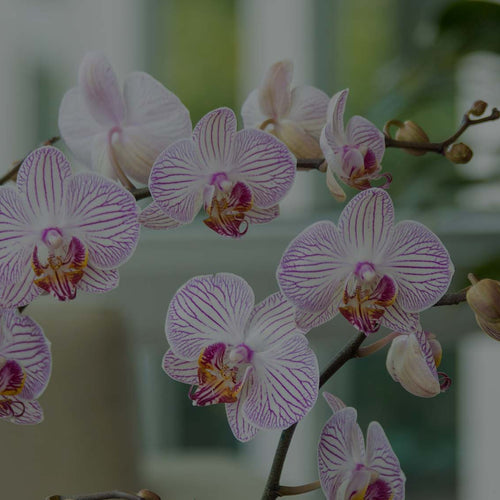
[379, 300, 420, 333]
[232, 128, 296, 208]
[162, 350, 199, 384]
[0, 263, 40, 309]
[346, 116, 385, 163]
[277, 221, 349, 312]
[326, 89, 349, 143]
[64, 172, 139, 269]
[323, 392, 347, 414]
[382, 220, 454, 312]
[149, 139, 207, 223]
[245, 205, 279, 225]
[288, 85, 329, 138]
[0, 398, 43, 425]
[166, 273, 255, 360]
[244, 333, 318, 430]
[139, 201, 183, 230]
[77, 265, 119, 294]
[225, 376, 259, 442]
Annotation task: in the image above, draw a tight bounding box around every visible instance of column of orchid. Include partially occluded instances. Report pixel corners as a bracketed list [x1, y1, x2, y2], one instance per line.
[0, 53, 498, 500]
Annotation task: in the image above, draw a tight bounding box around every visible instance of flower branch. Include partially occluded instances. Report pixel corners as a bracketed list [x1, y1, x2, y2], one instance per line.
[0, 136, 60, 185]
[45, 490, 159, 500]
[261, 331, 367, 500]
[277, 480, 321, 496]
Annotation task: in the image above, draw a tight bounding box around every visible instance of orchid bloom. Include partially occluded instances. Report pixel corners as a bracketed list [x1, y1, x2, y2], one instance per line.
[320, 89, 389, 201]
[318, 393, 405, 500]
[277, 188, 454, 334]
[241, 60, 329, 159]
[0, 310, 51, 424]
[58, 51, 191, 186]
[162, 273, 319, 442]
[0, 146, 139, 307]
[142, 107, 296, 238]
[386, 328, 451, 398]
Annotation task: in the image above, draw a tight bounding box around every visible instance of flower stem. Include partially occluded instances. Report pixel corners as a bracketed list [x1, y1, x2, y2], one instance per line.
[45, 491, 156, 500]
[0, 136, 60, 185]
[261, 331, 366, 500]
[278, 480, 321, 496]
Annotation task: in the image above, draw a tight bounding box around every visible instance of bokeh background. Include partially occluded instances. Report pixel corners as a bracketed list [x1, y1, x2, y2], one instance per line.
[0, 0, 500, 499]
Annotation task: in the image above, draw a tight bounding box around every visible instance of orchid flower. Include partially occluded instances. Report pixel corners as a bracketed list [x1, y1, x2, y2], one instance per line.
[162, 273, 319, 442]
[318, 393, 405, 500]
[0, 146, 140, 307]
[241, 60, 329, 159]
[320, 89, 389, 201]
[386, 328, 450, 398]
[58, 52, 191, 186]
[277, 188, 454, 334]
[0, 310, 51, 424]
[142, 107, 296, 238]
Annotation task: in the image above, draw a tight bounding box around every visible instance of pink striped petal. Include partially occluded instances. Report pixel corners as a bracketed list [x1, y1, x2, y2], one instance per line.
[288, 85, 329, 138]
[326, 89, 349, 143]
[337, 188, 394, 258]
[366, 422, 406, 500]
[162, 350, 198, 384]
[318, 407, 365, 498]
[258, 60, 293, 120]
[17, 147, 72, 218]
[244, 333, 318, 429]
[78, 52, 124, 127]
[382, 221, 454, 312]
[0, 187, 37, 284]
[192, 108, 236, 170]
[225, 377, 259, 442]
[245, 205, 279, 225]
[295, 299, 340, 332]
[0, 311, 51, 400]
[277, 221, 349, 312]
[346, 116, 385, 162]
[58, 87, 105, 167]
[232, 128, 296, 208]
[0, 398, 43, 424]
[64, 172, 139, 269]
[0, 264, 40, 309]
[379, 300, 420, 333]
[245, 293, 297, 349]
[241, 89, 268, 129]
[139, 202, 183, 230]
[77, 265, 119, 294]
[166, 273, 255, 360]
[149, 139, 207, 223]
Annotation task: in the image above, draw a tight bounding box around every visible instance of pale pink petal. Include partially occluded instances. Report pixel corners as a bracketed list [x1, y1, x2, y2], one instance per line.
[139, 201, 183, 230]
[323, 392, 347, 414]
[0, 264, 40, 308]
[245, 293, 297, 349]
[17, 146, 72, 218]
[258, 60, 293, 120]
[288, 85, 329, 138]
[382, 221, 454, 312]
[326, 167, 346, 201]
[78, 52, 124, 127]
[149, 139, 207, 223]
[327, 89, 349, 142]
[117, 72, 192, 184]
[241, 89, 268, 129]
[277, 221, 349, 312]
[162, 350, 198, 384]
[166, 273, 255, 360]
[64, 172, 139, 269]
[379, 300, 420, 333]
[91, 134, 119, 179]
[337, 188, 394, 258]
[244, 333, 318, 429]
[318, 407, 365, 499]
[77, 265, 119, 294]
[192, 108, 236, 170]
[320, 125, 344, 172]
[225, 376, 259, 442]
[0, 399, 43, 425]
[346, 116, 385, 162]
[0, 311, 51, 400]
[58, 87, 106, 166]
[0, 187, 37, 284]
[366, 422, 406, 500]
[245, 205, 279, 225]
[232, 129, 296, 208]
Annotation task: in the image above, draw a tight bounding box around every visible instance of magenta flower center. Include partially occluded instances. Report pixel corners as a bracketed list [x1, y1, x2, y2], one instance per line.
[0, 358, 26, 396]
[41, 227, 64, 250]
[190, 342, 252, 406]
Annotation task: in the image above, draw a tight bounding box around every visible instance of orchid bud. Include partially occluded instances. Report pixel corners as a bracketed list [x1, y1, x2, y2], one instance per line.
[467, 275, 500, 341]
[394, 120, 430, 156]
[469, 100, 487, 116]
[445, 142, 473, 164]
[137, 490, 161, 500]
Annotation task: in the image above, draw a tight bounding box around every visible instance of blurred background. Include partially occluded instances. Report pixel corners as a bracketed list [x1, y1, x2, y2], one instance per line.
[0, 0, 500, 498]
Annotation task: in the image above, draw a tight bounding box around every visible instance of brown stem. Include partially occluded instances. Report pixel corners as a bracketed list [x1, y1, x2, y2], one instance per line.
[278, 480, 321, 496]
[433, 288, 468, 306]
[261, 331, 367, 500]
[0, 136, 60, 185]
[384, 107, 500, 154]
[46, 491, 158, 500]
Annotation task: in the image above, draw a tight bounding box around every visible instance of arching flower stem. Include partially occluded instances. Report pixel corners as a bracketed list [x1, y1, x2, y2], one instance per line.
[277, 480, 321, 496]
[45, 490, 157, 500]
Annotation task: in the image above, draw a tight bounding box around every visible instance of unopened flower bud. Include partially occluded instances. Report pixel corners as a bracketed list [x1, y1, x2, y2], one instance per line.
[467, 275, 500, 340]
[137, 490, 161, 500]
[469, 100, 487, 116]
[445, 143, 473, 164]
[394, 120, 430, 156]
